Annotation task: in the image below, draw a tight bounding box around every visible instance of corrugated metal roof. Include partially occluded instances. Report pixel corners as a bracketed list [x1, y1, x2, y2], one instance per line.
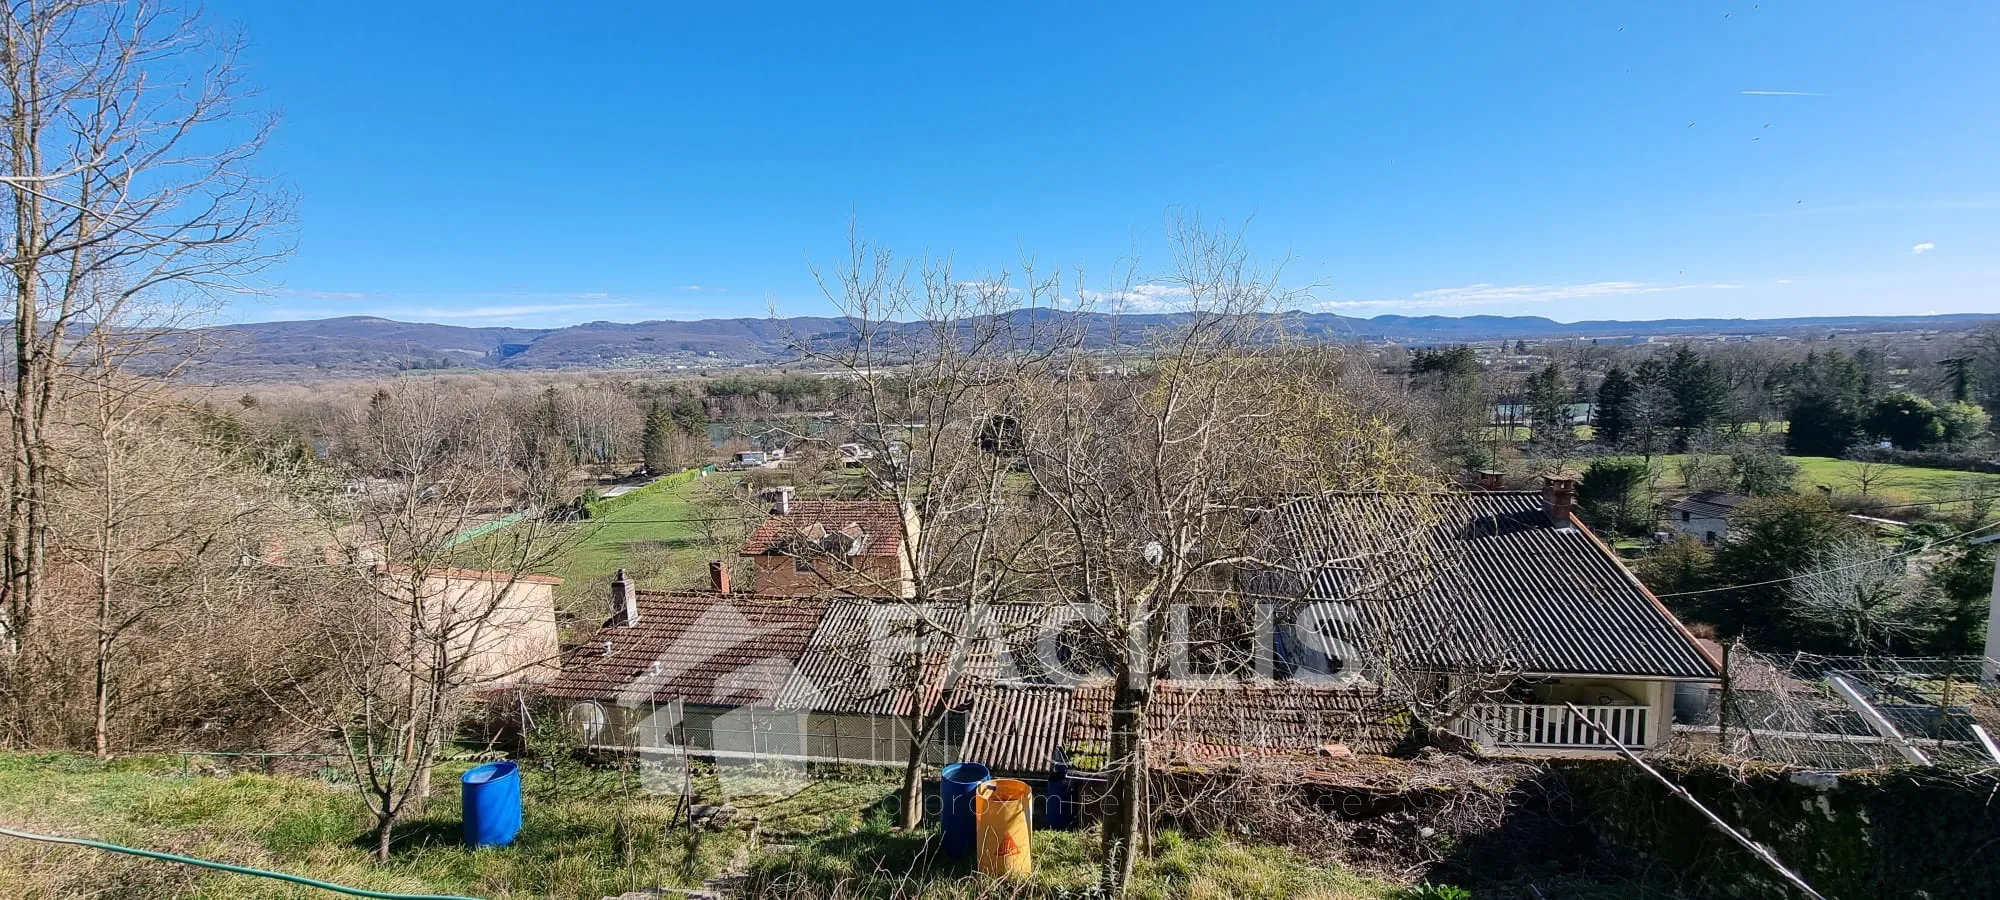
[1271, 491, 1718, 679]
[774, 600, 1078, 715]
[775, 600, 961, 715]
[740, 500, 906, 559]
[956, 682, 1075, 773]
[1666, 491, 1750, 520]
[542, 590, 827, 706]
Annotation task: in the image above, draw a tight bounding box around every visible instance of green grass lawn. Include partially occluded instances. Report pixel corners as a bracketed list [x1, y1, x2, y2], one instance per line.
[1784, 455, 2000, 497]
[0, 752, 1405, 900]
[457, 472, 750, 620]
[555, 474, 740, 588]
[1550, 454, 2000, 506]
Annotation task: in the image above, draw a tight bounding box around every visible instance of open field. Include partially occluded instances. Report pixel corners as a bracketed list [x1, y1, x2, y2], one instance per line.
[0, 752, 1406, 900]
[556, 473, 741, 588]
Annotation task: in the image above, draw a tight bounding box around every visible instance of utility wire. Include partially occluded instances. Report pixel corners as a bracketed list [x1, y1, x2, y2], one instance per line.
[1653, 518, 2000, 599]
[0, 825, 484, 900]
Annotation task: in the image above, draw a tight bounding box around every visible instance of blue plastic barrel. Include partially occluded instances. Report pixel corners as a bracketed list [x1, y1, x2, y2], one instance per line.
[1045, 762, 1074, 830]
[460, 761, 522, 848]
[939, 761, 990, 860]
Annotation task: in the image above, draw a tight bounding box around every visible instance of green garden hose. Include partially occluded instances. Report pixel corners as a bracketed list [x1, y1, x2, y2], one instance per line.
[0, 824, 486, 900]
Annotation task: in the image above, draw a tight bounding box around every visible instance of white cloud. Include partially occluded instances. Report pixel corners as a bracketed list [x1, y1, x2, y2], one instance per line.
[1912, 242, 1936, 254]
[1082, 283, 1191, 312]
[1313, 281, 1742, 312]
[1740, 90, 1822, 96]
[678, 285, 711, 292]
[1776, 279, 1794, 285]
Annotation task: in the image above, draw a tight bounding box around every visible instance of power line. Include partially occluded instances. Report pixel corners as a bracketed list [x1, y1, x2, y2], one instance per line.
[0, 824, 483, 900]
[1653, 518, 2000, 599]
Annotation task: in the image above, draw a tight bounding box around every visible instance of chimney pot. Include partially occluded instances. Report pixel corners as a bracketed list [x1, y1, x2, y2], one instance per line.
[610, 568, 637, 626]
[709, 560, 731, 594]
[774, 485, 795, 516]
[1542, 476, 1577, 524]
[1476, 470, 1505, 491]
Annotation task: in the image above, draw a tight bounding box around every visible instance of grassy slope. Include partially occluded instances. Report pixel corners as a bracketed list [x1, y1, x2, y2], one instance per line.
[0, 752, 740, 900]
[0, 752, 1400, 900]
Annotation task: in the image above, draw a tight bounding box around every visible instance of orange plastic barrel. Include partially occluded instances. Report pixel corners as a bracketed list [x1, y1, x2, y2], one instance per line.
[974, 778, 1033, 877]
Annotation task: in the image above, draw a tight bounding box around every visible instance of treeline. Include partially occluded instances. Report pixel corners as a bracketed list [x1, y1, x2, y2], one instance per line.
[1397, 330, 2000, 469]
[1634, 496, 1992, 658]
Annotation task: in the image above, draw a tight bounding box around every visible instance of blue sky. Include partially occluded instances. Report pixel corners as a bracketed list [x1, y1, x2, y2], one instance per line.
[209, 1, 1998, 328]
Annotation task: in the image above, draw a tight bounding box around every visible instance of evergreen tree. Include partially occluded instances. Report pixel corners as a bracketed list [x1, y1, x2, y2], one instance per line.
[1705, 495, 1862, 644]
[1865, 392, 1945, 451]
[1941, 356, 1976, 403]
[640, 401, 676, 473]
[1576, 457, 1654, 535]
[1524, 362, 1571, 451]
[1784, 350, 1870, 456]
[1594, 365, 1637, 447]
[1664, 344, 1728, 448]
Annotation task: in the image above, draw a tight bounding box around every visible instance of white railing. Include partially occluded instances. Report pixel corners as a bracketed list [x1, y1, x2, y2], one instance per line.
[1453, 703, 1650, 750]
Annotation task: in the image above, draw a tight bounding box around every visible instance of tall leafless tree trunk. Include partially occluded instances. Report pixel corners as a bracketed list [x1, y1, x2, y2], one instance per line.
[0, 0, 289, 742]
[1007, 219, 1442, 894]
[784, 224, 1078, 829]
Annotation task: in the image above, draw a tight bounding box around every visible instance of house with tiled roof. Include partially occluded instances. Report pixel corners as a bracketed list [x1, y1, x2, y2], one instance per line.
[738, 488, 916, 598]
[1664, 490, 1752, 544]
[1259, 479, 1719, 754]
[540, 477, 1718, 773]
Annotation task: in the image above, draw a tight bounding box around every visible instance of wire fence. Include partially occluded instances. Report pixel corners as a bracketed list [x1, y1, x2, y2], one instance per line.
[1666, 644, 2000, 770]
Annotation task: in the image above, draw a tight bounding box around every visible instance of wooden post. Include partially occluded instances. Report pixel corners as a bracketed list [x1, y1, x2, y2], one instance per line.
[1563, 703, 1830, 900]
[1718, 641, 1734, 756]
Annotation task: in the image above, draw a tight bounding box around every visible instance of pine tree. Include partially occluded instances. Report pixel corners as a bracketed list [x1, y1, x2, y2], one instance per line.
[1785, 350, 1870, 457]
[640, 401, 676, 473]
[1594, 365, 1637, 447]
[1525, 362, 1571, 451]
[1664, 344, 1728, 448]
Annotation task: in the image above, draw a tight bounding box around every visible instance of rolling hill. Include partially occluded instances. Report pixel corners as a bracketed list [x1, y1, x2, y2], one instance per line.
[172, 311, 2000, 381]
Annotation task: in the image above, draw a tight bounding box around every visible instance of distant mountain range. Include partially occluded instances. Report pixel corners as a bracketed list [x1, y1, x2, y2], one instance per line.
[176, 311, 2000, 381]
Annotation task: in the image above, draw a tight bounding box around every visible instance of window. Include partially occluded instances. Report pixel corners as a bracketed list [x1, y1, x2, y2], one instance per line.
[793, 554, 812, 573]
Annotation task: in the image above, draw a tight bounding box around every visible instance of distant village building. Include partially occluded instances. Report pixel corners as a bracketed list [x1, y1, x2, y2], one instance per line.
[1663, 490, 1751, 544]
[738, 489, 915, 598]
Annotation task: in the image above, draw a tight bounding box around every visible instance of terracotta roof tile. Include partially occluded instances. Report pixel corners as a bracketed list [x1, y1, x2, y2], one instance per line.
[542, 590, 826, 706]
[740, 500, 905, 559]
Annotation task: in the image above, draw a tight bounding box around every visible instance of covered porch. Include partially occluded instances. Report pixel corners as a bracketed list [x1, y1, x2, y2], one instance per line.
[1449, 677, 1677, 754]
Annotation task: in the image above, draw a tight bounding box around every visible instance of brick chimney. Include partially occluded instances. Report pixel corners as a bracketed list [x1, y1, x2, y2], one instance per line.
[709, 559, 731, 594]
[1475, 470, 1505, 491]
[1542, 476, 1577, 524]
[773, 485, 795, 516]
[609, 568, 638, 626]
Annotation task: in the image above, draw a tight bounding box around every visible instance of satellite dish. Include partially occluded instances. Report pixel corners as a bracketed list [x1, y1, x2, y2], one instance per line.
[565, 701, 607, 743]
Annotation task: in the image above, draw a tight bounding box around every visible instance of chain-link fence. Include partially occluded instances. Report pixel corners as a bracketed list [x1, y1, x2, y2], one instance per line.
[1668, 644, 2000, 769]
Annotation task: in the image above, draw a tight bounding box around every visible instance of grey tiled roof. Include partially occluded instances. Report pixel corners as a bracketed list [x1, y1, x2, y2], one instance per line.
[957, 682, 1076, 773]
[1666, 491, 1751, 520]
[1268, 491, 1719, 680]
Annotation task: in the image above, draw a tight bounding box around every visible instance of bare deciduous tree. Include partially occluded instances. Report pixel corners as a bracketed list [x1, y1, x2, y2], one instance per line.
[276, 386, 578, 861]
[782, 228, 1079, 829]
[1, 0, 290, 738]
[1006, 221, 1441, 893]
